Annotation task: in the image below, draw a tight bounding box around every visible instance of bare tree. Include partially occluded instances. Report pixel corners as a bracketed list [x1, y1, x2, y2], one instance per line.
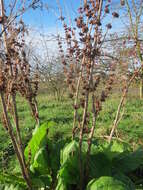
[124, 0, 143, 99]
[25, 33, 67, 100]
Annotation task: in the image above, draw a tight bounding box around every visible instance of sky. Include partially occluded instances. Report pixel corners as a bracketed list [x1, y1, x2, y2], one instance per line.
[20, 0, 81, 31]
[4, 0, 142, 36]
[23, 0, 127, 56]
[4, 0, 138, 55]
[11, 0, 125, 34]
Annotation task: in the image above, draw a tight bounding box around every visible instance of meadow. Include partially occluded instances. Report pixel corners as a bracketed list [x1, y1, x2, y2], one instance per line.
[1, 86, 143, 174]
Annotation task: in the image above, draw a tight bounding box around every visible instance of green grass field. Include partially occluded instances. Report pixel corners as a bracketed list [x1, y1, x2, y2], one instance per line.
[0, 90, 143, 174]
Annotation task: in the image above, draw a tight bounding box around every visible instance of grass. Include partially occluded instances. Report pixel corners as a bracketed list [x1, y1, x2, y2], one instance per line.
[95, 96, 143, 146]
[0, 90, 143, 172]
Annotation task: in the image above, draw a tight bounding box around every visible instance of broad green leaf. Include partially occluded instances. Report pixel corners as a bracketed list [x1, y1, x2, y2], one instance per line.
[58, 155, 80, 185]
[31, 174, 52, 188]
[86, 176, 131, 190]
[25, 122, 50, 164]
[113, 148, 143, 173]
[58, 140, 83, 186]
[97, 140, 131, 161]
[31, 147, 50, 174]
[60, 140, 79, 164]
[49, 139, 67, 178]
[88, 153, 111, 179]
[113, 173, 135, 190]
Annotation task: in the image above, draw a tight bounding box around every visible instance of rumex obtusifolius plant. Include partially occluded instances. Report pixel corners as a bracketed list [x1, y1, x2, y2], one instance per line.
[1, 1, 142, 190]
[57, 0, 121, 188]
[0, 1, 39, 189]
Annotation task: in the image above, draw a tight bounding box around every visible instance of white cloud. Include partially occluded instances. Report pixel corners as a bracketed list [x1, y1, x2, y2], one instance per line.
[25, 26, 65, 57]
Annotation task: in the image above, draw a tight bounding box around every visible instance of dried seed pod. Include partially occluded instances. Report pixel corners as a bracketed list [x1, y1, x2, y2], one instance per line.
[100, 91, 107, 102]
[120, 0, 125, 6]
[84, 3, 89, 10]
[80, 98, 85, 108]
[66, 33, 71, 39]
[73, 104, 79, 110]
[79, 32, 84, 36]
[82, 25, 88, 33]
[96, 100, 101, 113]
[76, 16, 83, 28]
[78, 7, 83, 14]
[69, 93, 74, 98]
[112, 12, 119, 18]
[83, 127, 90, 134]
[106, 23, 112, 29]
[96, 20, 102, 26]
[104, 6, 109, 14]
[0, 16, 4, 24]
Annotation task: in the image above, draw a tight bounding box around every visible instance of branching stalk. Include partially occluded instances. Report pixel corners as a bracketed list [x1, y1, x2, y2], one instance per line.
[108, 68, 141, 143]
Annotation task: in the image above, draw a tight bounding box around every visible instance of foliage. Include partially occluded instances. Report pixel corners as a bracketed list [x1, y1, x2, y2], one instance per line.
[1, 121, 143, 189]
[24, 122, 67, 189]
[86, 176, 134, 190]
[1, 97, 143, 189]
[55, 137, 143, 189]
[1, 96, 143, 174]
[24, 122, 50, 164]
[113, 148, 143, 173]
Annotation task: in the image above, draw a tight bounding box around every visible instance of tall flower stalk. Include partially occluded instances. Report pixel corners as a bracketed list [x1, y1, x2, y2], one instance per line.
[57, 0, 120, 188]
[0, 0, 39, 189]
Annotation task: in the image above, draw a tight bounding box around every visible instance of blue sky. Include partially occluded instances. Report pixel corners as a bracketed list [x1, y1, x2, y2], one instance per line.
[23, 0, 130, 37]
[13, 0, 126, 54]
[5, 0, 141, 34]
[22, 0, 81, 29]
[7, 0, 121, 30]
[4, 0, 138, 55]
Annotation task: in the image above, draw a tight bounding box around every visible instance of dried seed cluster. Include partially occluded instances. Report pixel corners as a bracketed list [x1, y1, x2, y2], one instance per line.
[0, 20, 39, 123]
[58, 0, 118, 138]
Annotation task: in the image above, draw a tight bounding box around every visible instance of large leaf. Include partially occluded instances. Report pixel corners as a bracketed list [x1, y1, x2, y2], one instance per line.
[30, 174, 52, 189]
[49, 139, 67, 178]
[88, 153, 111, 179]
[31, 147, 50, 174]
[113, 148, 143, 173]
[58, 140, 85, 187]
[85, 140, 131, 179]
[113, 173, 135, 190]
[60, 140, 79, 165]
[86, 176, 131, 190]
[59, 140, 125, 185]
[58, 155, 80, 185]
[25, 122, 50, 164]
[96, 140, 131, 161]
